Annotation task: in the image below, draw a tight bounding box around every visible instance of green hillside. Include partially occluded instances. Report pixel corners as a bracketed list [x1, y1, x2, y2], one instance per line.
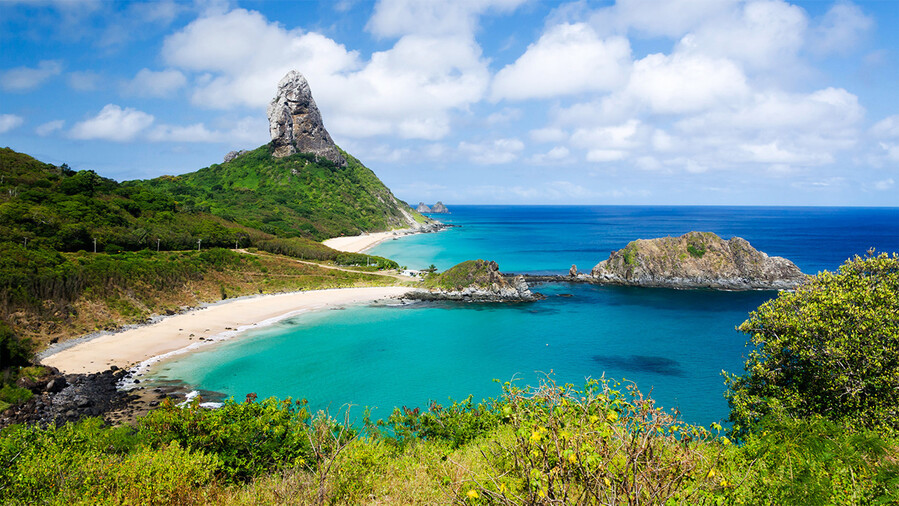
[131, 145, 426, 241]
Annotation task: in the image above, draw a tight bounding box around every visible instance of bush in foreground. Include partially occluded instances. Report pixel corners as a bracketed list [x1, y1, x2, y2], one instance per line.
[725, 252, 899, 436]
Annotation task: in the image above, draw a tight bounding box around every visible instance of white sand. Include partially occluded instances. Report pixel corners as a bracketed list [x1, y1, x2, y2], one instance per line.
[323, 229, 417, 253]
[41, 286, 412, 374]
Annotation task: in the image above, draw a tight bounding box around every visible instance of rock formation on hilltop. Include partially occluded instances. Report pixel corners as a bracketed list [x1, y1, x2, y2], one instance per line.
[416, 202, 431, 213]
[591, 231, 806, 290]
[431, 201, 449, 213]
[405, 259, 542, 302]
[267, 70, 346, 166]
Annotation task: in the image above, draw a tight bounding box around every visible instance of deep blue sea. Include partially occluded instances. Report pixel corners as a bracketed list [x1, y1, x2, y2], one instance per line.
[149, 206, 899, 427]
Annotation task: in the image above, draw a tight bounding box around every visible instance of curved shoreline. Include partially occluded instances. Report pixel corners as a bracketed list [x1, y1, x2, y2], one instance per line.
[322, 228, 422, 253]
[40, 286, 413, 375]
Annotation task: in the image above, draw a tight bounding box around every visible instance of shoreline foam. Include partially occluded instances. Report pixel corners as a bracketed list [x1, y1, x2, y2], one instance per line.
[40, 286, 413, 375]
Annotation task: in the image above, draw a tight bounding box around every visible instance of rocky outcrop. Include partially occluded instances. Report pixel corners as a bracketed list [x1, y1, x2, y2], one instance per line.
[405, 259, 542, 302]
[223, 150, 247, 163]
[416, 202, 431, 213]
[0, 367, 134, 428]
[591, 231, 806, 290]
[431, 201, 449, 213]
[267, 70, 346, 166]
[569, 264, 578, 277]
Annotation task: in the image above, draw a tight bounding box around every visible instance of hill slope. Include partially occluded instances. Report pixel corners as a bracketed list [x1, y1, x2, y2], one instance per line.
[132, 145, 425, 241]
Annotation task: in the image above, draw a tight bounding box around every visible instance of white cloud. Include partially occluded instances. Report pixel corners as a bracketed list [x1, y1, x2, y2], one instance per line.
[123, 68, 187, 97]
[366, 0, 526, 38]
[70, 104, 155, 141]
[0, 114, 24, 133]
[529, 146, 573, 165]
[809, 1, 873, 56]
[873, 178, 894, 191]
[674, 0, 807, 71]
[485, 107, 522, 125]
[872, 115, 899, 138]
[625, 51, 750, 114]
[586, 0, 736, 39]
[459, 137, 524, 164]
[571, 119, 645, 152]
[0, 60, 63, 91]
[147, 116, 267, 144]
[35, 119, 65, 136]
[491, 23, 631, 101]
[161, 7, 491, 140]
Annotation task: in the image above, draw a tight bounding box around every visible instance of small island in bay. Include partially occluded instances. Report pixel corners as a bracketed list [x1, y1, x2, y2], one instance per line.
[590, 231, 806, 290]
[405, 259, 542, 302]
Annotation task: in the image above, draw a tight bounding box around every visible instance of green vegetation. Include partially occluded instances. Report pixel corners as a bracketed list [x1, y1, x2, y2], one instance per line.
[725, 252, 899, 436]
[2, 377, 896, 504]
[132, 146, 424, 241]
[621, 244, 638, 266]
[686, 242, 706, 258]
[423, 259, 503, 290]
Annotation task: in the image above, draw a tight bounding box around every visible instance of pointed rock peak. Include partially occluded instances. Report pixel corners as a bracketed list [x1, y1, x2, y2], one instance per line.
[267, 70, 346, 166]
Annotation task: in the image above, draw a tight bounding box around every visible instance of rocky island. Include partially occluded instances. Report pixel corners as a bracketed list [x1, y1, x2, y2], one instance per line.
[416, 202, 431, 213]
[590, 231, 806, 290]
[405, 260, 542, 302]
[431, 201, 449, 213]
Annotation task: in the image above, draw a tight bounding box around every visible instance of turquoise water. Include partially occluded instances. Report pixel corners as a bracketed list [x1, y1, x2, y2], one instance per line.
[150, 206, 899, 427]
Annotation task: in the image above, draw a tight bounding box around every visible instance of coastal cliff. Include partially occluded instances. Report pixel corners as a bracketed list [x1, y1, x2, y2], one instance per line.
[591, 231, 806, 290]
[406, 260, 542, 302]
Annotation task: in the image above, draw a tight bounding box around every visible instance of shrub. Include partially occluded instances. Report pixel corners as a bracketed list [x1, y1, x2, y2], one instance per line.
[725, 252, 899, 436]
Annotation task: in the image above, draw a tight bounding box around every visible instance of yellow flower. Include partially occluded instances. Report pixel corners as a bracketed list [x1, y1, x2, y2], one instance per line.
[603, 477, 611, 487]
[568, 453, 577, 464]
[707, 469, 716, 478]
[467, 490, 479, 499]
[720, 479, 729, 487]
[606, 411, 618, 422]
[589, 415, 599, 423]
[721, 436, 731, 446]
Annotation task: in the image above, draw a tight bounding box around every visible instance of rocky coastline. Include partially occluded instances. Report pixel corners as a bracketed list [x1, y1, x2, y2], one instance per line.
[0, 366, 180, 429]
[405, 259, 543, 302]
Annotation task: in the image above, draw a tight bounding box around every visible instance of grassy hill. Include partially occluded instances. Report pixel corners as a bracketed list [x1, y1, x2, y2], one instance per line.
[131, 145, 426, 241]
[0, 146, 409, 347]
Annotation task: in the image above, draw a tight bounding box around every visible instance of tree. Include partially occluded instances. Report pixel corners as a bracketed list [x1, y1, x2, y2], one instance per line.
[725, 251, 899, 436]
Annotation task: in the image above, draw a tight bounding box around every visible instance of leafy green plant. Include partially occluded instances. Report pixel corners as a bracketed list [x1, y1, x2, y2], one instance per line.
[687, 242, 706, 258]
[725, 251, 899, 436]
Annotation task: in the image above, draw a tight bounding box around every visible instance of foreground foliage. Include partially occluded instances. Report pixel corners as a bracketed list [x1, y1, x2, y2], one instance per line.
[2, 378, 896, 505]
[725, 252, 899, 435]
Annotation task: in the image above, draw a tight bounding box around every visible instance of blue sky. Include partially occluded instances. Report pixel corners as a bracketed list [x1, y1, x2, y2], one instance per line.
[1, 0, 897, 206]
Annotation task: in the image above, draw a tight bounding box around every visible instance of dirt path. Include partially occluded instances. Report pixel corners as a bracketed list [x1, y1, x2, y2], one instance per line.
[236, 249, 417, 283]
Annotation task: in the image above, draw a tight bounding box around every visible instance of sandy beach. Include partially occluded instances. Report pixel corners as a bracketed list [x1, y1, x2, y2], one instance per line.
[323, 228, 418, 253]
[41, 286, 412, 375]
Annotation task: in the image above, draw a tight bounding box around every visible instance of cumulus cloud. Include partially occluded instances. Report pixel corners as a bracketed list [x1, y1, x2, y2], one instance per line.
[459, 137, 524, 164]
[161, 7, 491, 140]
[122, 68, 187, 97]
[1, 60, 63, 91]
[35, 119, 65, 136]
[674, 0, 807, 71]
[873, 178, 894, 191]
[872, 115, 899, 138]
[70, 104, 155, 141]
[491, 23, 631, 100]
[808, 1, 873, 56]
[0, 114, 24, 133]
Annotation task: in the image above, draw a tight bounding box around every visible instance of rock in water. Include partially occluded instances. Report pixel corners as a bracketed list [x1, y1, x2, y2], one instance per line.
[405, 259, 543, 302]
[590, 231, 806, 290]
[416, 202, 431, 213]
[569, 264, 578, 277]
[267, 70, 346, 166]
[431, 201, 449, 213]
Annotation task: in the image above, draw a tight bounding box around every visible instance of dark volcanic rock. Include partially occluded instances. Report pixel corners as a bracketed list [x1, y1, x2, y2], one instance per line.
[0, 367, 134, 428]
[590, 231, 806, 290]
[267, 70, 346, 166]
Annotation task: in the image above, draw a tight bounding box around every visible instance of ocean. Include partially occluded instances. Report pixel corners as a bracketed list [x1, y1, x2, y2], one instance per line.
[148, 206, 899, 427]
